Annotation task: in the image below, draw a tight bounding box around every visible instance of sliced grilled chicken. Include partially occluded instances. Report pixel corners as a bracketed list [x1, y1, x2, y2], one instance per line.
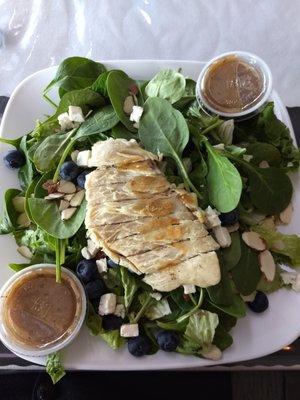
[85, 138, 220, 291]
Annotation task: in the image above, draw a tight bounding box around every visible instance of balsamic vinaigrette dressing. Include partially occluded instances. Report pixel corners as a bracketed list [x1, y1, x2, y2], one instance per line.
[201, 55, 265, 114]
[3, 269, 79, 348]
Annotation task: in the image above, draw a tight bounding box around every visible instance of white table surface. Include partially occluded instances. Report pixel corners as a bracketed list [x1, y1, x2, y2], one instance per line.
[0, 0, 299, 106]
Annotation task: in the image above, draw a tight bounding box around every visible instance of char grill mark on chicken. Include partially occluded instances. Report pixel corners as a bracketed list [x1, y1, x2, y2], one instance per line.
[85, 139, 220, 291]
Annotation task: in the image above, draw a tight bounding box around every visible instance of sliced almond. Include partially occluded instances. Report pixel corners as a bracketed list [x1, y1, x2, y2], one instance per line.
[61, 207, 77, 221]
[57, 180, 76, 194]
[279, 203, 293, 225]
[59, 199, 70, 211]
[64, 193, 75, 202]
[44, 192, 64, 200]
[259, 216, 276, 230]
[227, 222, 240, 233]
[259, 160, 269, 169]
[212, 226, 231, 248]
[17, 213, 31, 228]
[258, 250, 276, 282]
[70, 190, 85, 207]
[242, 231, 266, 251]
[12, 196, 25, 213]
[71, 150, 80, 163]
[17, 245, 33, 259]
[201, 345, 222, 361]
[241, 292, 256, 302]
[123, 95, 135, 114]
[81, 247, 92, 260]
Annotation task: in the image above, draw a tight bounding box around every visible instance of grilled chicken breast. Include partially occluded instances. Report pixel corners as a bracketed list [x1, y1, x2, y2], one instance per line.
[85, 138, 220, 291]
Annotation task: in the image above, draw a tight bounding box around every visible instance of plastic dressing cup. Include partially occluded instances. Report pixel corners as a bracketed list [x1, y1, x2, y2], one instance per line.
[0, 264, 86, 357]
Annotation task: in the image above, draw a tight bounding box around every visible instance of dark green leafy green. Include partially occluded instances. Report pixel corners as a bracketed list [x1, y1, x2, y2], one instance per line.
[55, 88, 105, 115]
[246, 166, 292, 214]
[18, 136, 35, 191]
[0, 189, 22, 234]
[205, 141, 242, 212]
[107, 70, 137, 132]
[75, 106, 119, 138]
[28, 198, 86, 239]
[44, 57, 106, 98]
[33, 131, 74, 172]
[257, 102, 299, 169]
[231, 240, 262, 295]
[139, 97, 201, 197]
[246, 142, 281, 167]
[222, 232, 242, 271]
[91, 70, 111, 98]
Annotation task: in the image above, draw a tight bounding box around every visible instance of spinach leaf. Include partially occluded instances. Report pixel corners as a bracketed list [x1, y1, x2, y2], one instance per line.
[207, 295, 246, 318]
[257, 102, 299, 169]
[213, 325, 233, 350]
[55, 88, 105, 115]
[206, 258, 246, 318]
[143, 325, 159, 355]
[145, 69, 186, 104]
[173, 78, 196, 110]
[0, 189, 22, 234]
[120, 266, 139, 309]
[111, 123, 137, 140]
[245, 165, 292, 214]
[91, 70, 111, 98]
[246, 142, 281, 167]
[205, 141, 242, 213]
[106, 70, 137, 132]
[18, 136, 35, 191]
[222, 232, 241, 271]
[231, 240, 261, 295]
[28, 198, 86, 239]
[33, 131, 74, 172]
[46, 352, 65, 385]
[139, 97, 201, 198]
[206, 259, 234, 306]
[44, 57, 106, 98]
[74, 106, 119, 138]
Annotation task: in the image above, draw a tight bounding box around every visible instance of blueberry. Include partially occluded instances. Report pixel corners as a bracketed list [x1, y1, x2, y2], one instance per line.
[127, 336, 151, 357]
[76, 260, 98, 283]
[77, 170, 90, 188]
[107, 259, 119, 268]
[85, 279, 106, 300]
[4, 150, 25, 169]
[247, 291, 269, 313]
[59, 161, 80, 181]
[156, 330, 180, 352]
[219, 208, 239, 226]
[102, 315, 123, 331]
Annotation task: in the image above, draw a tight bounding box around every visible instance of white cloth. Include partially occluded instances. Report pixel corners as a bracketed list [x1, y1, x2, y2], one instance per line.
[0, 0, 299, 105]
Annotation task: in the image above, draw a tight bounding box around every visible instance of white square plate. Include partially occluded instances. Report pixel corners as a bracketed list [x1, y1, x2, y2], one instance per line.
[0, 60, 299, 370]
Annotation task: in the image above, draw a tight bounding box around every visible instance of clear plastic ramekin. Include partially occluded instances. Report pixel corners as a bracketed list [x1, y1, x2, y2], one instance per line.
[196, 51, 273, 120]
[0, 264, 87, 357]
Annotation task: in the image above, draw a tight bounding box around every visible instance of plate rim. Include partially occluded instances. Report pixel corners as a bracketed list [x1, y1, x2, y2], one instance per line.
[0, 59, 299, 370]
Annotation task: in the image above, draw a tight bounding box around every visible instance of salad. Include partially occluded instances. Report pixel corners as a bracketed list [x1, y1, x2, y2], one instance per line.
[0, 56, 299, 382]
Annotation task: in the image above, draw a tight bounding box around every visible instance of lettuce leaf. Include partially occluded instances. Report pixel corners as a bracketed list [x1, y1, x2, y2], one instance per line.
[46, 352, 66, 384]
[252, 226, 300, 266]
